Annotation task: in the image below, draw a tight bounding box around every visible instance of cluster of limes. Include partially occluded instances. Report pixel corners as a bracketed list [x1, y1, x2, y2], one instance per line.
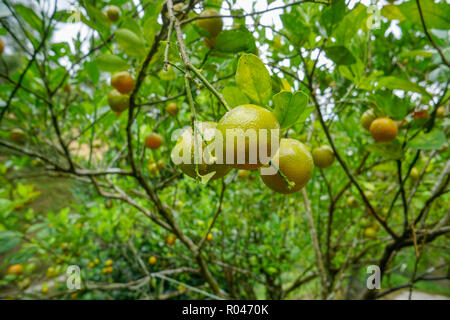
[170, 103, 335, 194]
[101, 259, 114, 274]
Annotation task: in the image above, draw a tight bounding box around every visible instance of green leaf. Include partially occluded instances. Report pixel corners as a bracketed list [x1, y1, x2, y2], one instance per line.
[320, 0, 347, 34]
[334, 3, 368, 44]
[370, 91, 409, 120]
[397, 0, 450, 30]
[235, 54, 272, 105]
[381, 5, 406, 22]
[0, 231, 21, 254]
[95, 54, 129, 72]
[365, 141, 403, 160]
[324, 46, 356, 65]
[377, 76, 431, 100]
[115, 29, 147, 57]
[84, 4, 110, 32]
[407, 129, 446, 150]
[215, 27, 256, 53]
[15, 4, 42, 31]
[85, 61, 100, 83]
[273, 91, 309, 129]
[222, 86, 250, 108]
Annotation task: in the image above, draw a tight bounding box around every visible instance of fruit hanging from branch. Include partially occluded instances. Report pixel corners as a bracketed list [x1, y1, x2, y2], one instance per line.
[107, 89, 129, 113]
[312, 145, 335, 168]
[111, 71, 134, 94]
[260, 138, 314, 194]
[369, 117, 398, 142]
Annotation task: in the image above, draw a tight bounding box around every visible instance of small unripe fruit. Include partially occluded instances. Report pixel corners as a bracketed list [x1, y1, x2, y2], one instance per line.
[107, 89, 129, 113]
[148, 162, 158, 174]
[145, 133, 163, 149]
[370, 117, 398, 142]
[196, 9, 223, 38]
[166, 102, 179, 116]
[148, 256, 157, 265]
[10, 128, 25, 144]
[0, 37, 4, 55]
[111, 71, 134, 94]
[364, 227, 377, 239]
[7, 264, 23, 275]
[436, 106, 445, 117]
[347, 196, 358, 208]
[166, 234, 177, 246]
[41, 284, 49, 294]
[312, 145, 335, 168]
[206, 233, 213, 242]
[63, 84, 71, 93]
[106, 5, 120, 22]
[105, 259, 113, 267]
[360, 109, 376, 130]
[157, 159, 165, 170]
[360, 217, 372, 228]
[410, 167, 420, 181]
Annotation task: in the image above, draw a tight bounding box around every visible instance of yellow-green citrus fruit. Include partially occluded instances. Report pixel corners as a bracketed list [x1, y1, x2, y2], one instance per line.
[260, 139, 314, 194]
[171, 121, 232, 181]
[216, 104, 280, 170]
[360, 217, 372, 228]
[148, 256, 157, 265]
[10, 128, 25, 144]
[107, 89, 129, 112]
[106, 5, 120, 22]
[166, 234, 177, 246]
[364, 227, 377, 239]
[157, 159, 165, 170]
[347, 196, 358, 208]
[370, 117, 398, 142]
[111, 71, 134, 94]
[360, 109, 376, 130]
[410, 167, 420, 181]
[145, 132, 163, 149]
[166, 102, 179, 116]
[436, 106, 445, 117]
[105, 259, 113, 267]
[206, 233, 213, 241]
[196, 9, 223, 38]
[312, 145, 335, 168]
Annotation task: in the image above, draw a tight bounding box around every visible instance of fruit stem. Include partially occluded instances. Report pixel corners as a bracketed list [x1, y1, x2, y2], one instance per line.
[188, 64, 231, 112]
[269, 161, 295, 190]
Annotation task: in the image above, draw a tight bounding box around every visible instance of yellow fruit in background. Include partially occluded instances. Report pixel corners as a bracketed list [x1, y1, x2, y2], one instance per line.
[157, 159, 165, 170]
[436, 106, 445, 117]
[70, 292, 78, 300]
[0, 37, 4, 55]
[217, 105, 280, 170]
[360, 217, 372, 228]
[166, 234, 177, 246]
[410, 167, 420, 181]
[10, 128, 26, 144]
[105, 259, 113, 267]
[94, 258, 100, 265]
[148, 256, 157, 265]
[312, 145, 335, 168]
[7, 264, 23, 275]
[111, 71, 134, 94]
[370, 117, 398, 142]
[88, 262, 95, 268]
[171, 121, 232, 181]
[364, 190, 374, 201]
[206, 233, 213, 241]
[166, 102, 179, 116]
[106, 5, 120, 22]
[41, 284, 49, 294]
[364, 227, 377, 239]
[196, 9, 223, 37]
[360, 109, 376, 130]
[347, 196, 358, 208]
[148, 162, 158, 174]
[107, 89, 129, 113]
[260, 139, 314, 194]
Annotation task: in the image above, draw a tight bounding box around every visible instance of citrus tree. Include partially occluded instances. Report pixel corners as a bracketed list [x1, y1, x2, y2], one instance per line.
[0, 0, 449, 300]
